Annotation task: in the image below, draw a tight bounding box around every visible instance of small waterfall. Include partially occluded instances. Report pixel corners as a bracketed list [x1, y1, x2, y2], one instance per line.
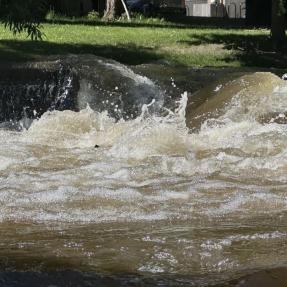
[0, 55, 165, 130]
[0, 62, 79, 130]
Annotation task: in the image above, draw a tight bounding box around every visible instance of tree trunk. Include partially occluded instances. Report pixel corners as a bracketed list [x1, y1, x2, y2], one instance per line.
[104, 0, 123, 19]
[271, 0, 286, 49]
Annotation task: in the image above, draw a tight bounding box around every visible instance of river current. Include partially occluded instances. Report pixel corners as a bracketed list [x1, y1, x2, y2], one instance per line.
[0, 67, 287, 286]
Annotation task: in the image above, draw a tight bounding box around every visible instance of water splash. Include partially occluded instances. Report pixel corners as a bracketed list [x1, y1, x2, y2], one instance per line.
[1, 71, 287, 286]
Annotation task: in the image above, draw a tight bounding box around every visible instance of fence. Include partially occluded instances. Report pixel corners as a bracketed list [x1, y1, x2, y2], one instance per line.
[186, 1, 245, 18]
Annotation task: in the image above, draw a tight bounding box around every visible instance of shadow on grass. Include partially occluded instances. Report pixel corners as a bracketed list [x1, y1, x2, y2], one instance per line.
[180, 32, 287, 68]
[0, 40, 161, 65]
[1, 32, 286, 68]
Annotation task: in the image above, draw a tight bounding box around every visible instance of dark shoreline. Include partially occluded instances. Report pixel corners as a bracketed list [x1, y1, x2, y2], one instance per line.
[0, 267, 286, 287]
[223, 267, 287, 287]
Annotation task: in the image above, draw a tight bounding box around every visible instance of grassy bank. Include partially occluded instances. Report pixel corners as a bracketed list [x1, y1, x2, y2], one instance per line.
[0, 20, 286, 68]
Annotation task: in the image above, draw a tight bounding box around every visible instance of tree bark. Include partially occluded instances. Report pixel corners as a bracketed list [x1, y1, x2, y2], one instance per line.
[271, 0, 286, 49]
[104, 0, 123, 19]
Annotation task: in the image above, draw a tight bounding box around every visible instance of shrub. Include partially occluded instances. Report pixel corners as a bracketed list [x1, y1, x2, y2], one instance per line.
[87, 10, 100, 20]
[45, 8, 56, 21]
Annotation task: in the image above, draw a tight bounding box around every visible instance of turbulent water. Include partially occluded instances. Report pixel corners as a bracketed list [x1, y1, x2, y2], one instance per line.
[0, 67, 287, 286]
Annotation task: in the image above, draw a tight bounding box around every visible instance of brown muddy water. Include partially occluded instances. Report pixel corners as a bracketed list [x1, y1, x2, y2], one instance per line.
[0, 60, 287, 286]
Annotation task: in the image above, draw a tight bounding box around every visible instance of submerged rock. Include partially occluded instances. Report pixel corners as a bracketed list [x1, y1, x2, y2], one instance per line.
[186, 72, 287, 130]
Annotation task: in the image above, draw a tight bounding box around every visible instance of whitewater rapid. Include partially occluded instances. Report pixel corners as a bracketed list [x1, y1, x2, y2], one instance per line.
[0, 72, 287, 286]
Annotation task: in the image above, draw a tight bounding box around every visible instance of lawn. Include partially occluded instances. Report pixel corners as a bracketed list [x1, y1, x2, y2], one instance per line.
[0, 19, 285, 68]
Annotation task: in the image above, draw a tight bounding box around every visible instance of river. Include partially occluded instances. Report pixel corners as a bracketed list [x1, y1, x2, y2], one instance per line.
[0, 59, 286, 286]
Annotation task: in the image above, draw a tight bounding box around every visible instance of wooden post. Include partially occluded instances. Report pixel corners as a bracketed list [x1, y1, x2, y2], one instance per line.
[120, 0, 131, 21]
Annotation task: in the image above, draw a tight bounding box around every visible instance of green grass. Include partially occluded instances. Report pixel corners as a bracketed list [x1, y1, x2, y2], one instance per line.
[0, 20, 286, 68]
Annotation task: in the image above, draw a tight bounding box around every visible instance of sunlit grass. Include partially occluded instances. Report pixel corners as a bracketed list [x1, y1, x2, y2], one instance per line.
[0, 21, 277, 67]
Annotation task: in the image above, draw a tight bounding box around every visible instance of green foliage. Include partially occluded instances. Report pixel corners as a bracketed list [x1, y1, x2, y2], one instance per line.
[86, 10, 100, 21]
[45, 8, 57, 21]
[128, 13, 166, 24]
[0, 0, 47, 40]
[278, 0, 286, 15]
